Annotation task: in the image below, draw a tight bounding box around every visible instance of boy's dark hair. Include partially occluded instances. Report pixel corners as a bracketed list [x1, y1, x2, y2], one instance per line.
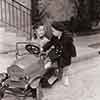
[52, 21, 68, 32]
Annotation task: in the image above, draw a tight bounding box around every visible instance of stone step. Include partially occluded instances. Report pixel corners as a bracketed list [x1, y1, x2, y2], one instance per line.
[0, 21, 6, 27]
[0, 27, 26, 53]
[0, 26, 25, 72]
[5, 26, 27, 37]
[0, 27, 5, 32]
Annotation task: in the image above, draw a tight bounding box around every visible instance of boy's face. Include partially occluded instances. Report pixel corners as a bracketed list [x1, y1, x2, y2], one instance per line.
[52, 27, 62, 38]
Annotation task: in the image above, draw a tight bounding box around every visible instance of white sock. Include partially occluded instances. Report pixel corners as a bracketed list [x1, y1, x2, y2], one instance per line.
[62, 76, 69, 86]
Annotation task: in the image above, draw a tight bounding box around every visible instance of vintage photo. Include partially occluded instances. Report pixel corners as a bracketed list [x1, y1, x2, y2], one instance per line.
[0, 0, 100, 100]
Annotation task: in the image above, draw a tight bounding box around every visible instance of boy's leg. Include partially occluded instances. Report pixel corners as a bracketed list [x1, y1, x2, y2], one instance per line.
[57, 59, 63, 80]
[57, 57, 70, 85]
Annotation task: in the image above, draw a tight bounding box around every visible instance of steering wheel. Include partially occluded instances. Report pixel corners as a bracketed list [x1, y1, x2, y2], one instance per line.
[25, 44, 40, 55]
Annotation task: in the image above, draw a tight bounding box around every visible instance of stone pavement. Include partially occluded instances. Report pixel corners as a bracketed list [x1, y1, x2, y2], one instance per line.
[42, 55, 100, 100]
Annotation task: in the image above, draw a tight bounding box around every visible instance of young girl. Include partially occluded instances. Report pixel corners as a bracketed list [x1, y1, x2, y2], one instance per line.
[35, 25, 52, 69]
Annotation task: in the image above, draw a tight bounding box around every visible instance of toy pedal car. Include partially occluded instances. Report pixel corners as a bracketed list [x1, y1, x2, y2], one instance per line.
[0, 44, 45, 100]
[0, 44, 62, 100]
[0, 73, 40, 100]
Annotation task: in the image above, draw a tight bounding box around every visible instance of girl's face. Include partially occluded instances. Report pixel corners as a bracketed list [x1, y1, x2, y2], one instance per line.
[36, 25, 45, 38]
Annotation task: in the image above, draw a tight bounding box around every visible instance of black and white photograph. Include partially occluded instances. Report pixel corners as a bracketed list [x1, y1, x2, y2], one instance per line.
[0, 0, 100, 100]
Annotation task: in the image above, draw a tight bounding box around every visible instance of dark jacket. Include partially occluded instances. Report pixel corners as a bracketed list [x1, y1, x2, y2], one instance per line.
[43, 33, 77, 67]
[43, 33, 76, 57]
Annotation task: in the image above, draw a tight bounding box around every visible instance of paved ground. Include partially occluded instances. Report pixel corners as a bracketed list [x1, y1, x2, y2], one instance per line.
[42, 55, 100, 100]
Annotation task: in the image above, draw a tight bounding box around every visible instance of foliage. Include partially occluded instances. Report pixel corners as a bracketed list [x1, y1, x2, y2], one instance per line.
[72, 0, 100, 32]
